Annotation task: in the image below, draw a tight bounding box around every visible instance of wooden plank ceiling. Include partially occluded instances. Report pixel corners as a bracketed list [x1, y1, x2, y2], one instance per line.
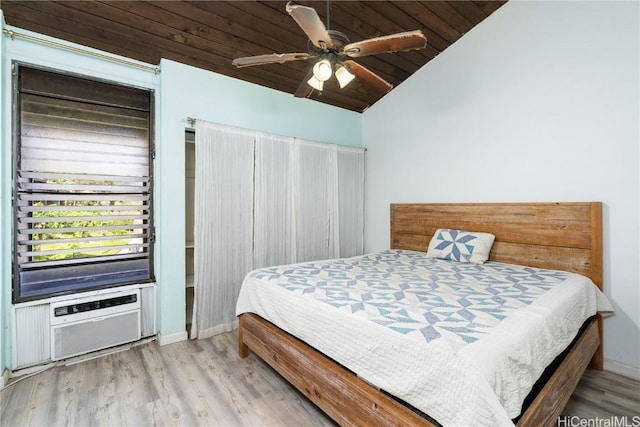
[1, 1, 507, 112]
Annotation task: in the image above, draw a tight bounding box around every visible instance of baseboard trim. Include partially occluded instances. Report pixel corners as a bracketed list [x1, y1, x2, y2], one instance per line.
[604, 358, 640, 380]
[1, 368, 9, 388]
[157, 330, 188, 346]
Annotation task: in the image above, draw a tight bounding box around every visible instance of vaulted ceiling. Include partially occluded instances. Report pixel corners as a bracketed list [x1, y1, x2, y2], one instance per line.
[1, 1, 507, 112]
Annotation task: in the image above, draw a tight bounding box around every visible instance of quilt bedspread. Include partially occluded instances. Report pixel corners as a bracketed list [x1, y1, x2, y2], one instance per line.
[236, 250, 613, 426]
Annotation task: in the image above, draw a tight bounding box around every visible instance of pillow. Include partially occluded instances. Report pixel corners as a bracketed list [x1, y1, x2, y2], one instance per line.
[426, 228, 495, 264]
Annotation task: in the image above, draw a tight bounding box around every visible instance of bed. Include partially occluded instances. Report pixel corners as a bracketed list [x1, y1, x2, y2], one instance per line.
[236, 202, 611, 426]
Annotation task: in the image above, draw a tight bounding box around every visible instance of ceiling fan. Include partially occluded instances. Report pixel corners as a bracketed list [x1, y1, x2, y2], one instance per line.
[232, 1, 427, 98]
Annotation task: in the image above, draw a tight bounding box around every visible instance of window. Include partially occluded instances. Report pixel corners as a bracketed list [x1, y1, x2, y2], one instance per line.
[13, 65, 155, 302]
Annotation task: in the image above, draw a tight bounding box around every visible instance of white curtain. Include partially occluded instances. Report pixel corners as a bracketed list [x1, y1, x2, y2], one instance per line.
[192, 121, 364, 338]
[253, 133, 296, 269]
[293, 141, 340, 262]
[337, 147, 365, 257]
[193, 121, 255, 339]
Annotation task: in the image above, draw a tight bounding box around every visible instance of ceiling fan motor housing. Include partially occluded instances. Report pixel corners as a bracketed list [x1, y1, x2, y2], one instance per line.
[308, 29, 350, 56]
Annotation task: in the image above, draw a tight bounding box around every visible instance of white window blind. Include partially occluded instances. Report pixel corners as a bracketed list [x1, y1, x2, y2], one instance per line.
[14, 65, 154, 302]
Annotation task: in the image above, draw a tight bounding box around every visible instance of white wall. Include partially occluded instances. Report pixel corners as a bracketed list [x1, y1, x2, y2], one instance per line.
[363, 0, 639, 377]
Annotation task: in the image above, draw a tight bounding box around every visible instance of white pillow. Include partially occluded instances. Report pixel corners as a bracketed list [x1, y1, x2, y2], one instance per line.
[426, 228, 495, 264]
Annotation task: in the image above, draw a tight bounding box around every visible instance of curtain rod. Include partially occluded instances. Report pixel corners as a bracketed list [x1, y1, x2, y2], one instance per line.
[2, 29, 161, 75]
[186, 117, 366, 151]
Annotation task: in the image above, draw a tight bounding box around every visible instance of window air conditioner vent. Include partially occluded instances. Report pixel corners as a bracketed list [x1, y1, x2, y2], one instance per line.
[50, 289, 141, 361]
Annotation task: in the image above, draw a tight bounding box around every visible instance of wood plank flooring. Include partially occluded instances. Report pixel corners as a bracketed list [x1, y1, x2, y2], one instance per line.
[1, 331, 638, 426]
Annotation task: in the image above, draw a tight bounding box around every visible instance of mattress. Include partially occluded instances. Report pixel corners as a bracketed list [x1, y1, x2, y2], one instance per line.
[236, 249, 613, 426]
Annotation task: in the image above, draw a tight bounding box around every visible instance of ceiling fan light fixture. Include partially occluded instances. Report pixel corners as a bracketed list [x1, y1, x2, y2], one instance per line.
[232, 2, 427, 100]
[312, 58, 333, 82]
[307, 75, 324, 91]
[335, 65, 355, 88]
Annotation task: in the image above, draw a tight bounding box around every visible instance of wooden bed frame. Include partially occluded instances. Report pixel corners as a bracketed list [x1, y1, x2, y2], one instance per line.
[239, 202, 604, 426]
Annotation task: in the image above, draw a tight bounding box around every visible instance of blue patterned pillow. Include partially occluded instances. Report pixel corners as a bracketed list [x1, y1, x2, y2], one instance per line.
[426, 229, 495, 264]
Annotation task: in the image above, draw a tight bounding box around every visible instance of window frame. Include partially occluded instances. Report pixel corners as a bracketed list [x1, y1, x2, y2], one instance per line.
[11, 61, 156, 303]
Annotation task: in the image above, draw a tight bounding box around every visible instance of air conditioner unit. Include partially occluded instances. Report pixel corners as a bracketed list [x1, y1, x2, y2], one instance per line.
[50, 289, 141, 361]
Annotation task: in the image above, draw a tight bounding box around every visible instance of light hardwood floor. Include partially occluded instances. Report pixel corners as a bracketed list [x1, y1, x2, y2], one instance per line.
[1, 331, 638, 426]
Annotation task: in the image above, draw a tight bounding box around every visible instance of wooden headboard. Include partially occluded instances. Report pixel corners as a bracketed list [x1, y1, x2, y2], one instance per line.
[390, 202, 603, 290]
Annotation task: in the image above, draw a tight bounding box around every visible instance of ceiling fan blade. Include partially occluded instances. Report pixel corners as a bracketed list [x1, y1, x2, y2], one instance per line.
[344, 30, 426, 58]
[294, 67, 315, 98]
[286, 2, 333, 49]
[344, 60, 393, 95]
[232, 52, 312, 68]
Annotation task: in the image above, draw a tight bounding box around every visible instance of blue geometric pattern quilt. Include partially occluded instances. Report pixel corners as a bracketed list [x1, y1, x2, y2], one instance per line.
[249, 249, 570, 346]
